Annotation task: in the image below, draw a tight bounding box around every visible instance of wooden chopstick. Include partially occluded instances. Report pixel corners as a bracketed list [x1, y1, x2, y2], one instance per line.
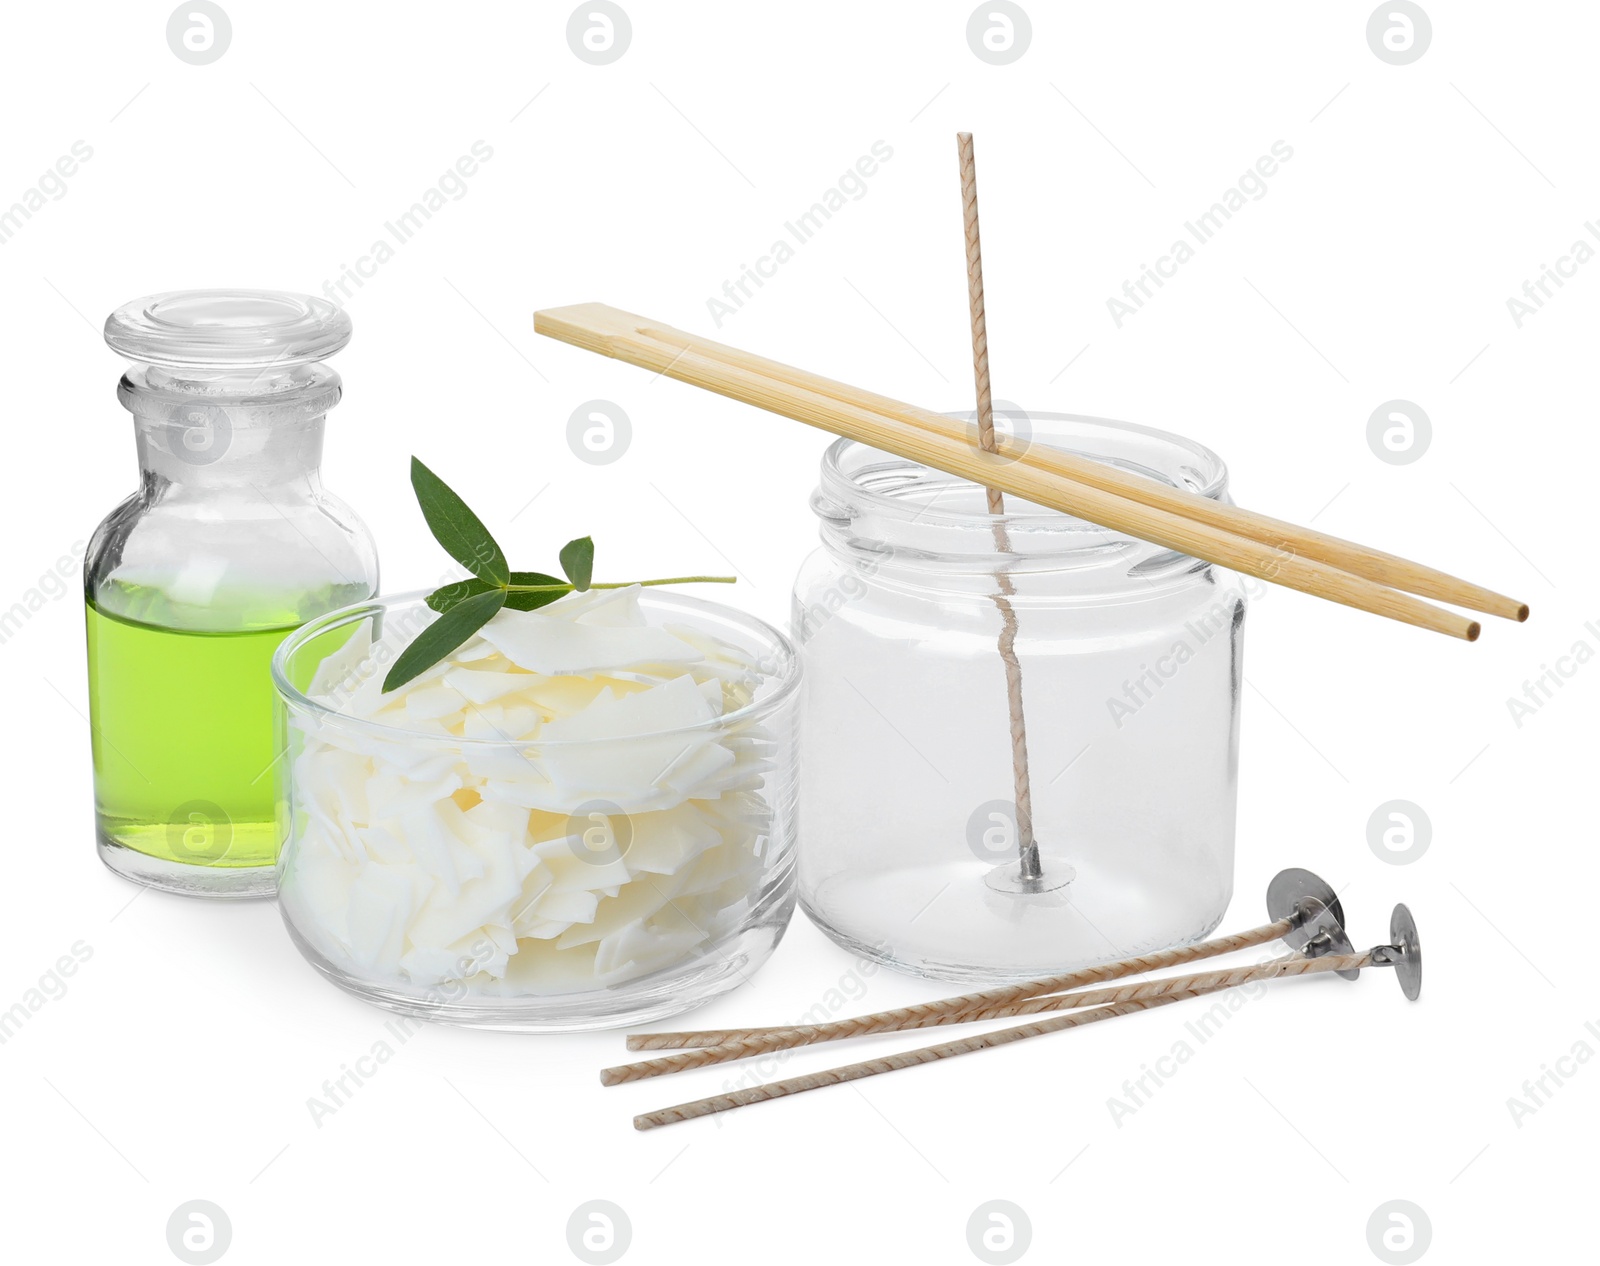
[535, 303, 1483, 641]
[625, 315, 1527, 624]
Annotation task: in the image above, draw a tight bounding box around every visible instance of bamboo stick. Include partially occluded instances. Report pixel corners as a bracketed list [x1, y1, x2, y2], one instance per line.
[538, 303, 1525, 623]
[653, 327, 1527, 623]
[534, 303, 1482, 641]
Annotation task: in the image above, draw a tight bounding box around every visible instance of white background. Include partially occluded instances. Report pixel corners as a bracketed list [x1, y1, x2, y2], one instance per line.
[0, 2, 1593, 1262]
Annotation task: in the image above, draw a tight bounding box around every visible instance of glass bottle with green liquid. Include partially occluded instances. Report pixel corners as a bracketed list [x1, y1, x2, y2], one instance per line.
[87, 291, 379, 897]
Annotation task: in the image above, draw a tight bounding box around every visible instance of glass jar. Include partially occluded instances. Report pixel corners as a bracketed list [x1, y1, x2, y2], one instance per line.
[271, 589, 800, 1031]
[793, 413, 1245, 982]
[86, 290, 379, 899]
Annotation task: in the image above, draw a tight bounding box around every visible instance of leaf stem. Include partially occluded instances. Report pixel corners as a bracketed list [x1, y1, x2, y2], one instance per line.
[597, 576, 737, 589]
[502, 575, 736, 593]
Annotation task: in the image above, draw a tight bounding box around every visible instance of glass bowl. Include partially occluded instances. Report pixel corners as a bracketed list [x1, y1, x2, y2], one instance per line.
[270, 588, 799, 1031]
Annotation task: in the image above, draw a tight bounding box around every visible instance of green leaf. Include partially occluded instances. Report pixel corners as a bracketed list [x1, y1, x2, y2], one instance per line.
[430, 572, 575, 616]
[505, 571, 571, 612]
[508, 570, 566, 588]
[389, 461, 727, 693]
[383, 587, 507, 692]
[558, 537, 594, 591]
[426, 577, 497, 614]
[505, 591, 568, 613]
[411, 457, 509, 585]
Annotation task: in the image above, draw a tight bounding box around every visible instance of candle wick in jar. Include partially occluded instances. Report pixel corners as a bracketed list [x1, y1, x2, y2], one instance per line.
[958, 132, 1059, 895]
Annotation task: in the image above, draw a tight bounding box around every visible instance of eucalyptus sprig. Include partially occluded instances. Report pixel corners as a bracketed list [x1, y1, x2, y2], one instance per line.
[382, 457, 734, 692]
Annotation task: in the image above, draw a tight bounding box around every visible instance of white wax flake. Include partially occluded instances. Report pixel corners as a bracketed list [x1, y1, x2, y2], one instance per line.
[306, 621, 374, 699]
[477, 607, 703, 677]
[616, 804, 723, 876]
[540, 673, 716, 740]
[460, 703, 542, 742]
[443, 667, 535, 705]
[405, 684, 467, 723]
[561, 585, 644, 626]
[277, 587, 779, 997]
[450, 639, 504, 663]
[517, 674, 645, 714]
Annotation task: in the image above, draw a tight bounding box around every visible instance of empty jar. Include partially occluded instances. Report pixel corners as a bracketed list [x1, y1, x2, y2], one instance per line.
[86, 290, 379, 898]
[793, 413, 1246, 982]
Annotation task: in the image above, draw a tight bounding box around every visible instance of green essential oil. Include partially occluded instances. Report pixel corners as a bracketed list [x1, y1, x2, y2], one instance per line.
[85, 602, 296, 870]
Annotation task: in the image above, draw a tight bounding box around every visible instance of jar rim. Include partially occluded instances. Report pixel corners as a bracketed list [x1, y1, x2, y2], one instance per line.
[271, 588, 801, 749]
[817, 410, 1228, 533]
